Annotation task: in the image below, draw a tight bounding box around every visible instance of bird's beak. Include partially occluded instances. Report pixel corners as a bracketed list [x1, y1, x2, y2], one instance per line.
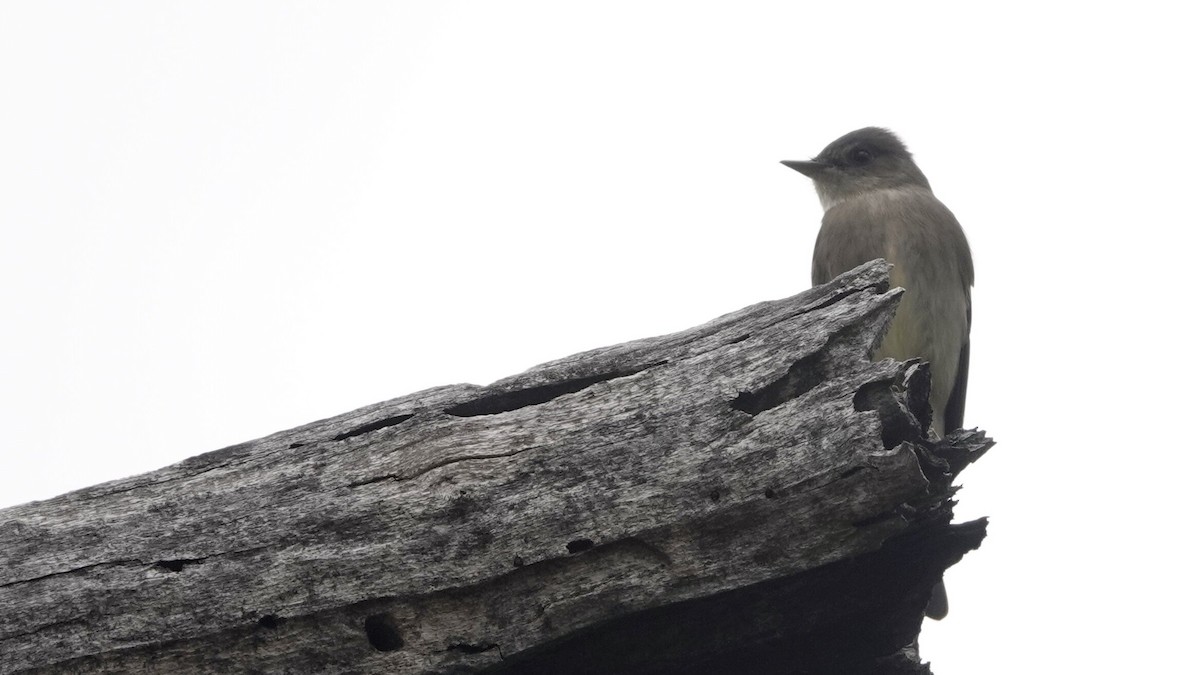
[780, 159, 828, 178]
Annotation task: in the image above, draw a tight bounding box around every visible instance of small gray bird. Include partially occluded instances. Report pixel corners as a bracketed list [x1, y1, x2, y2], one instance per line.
[782, 127, 972, 438]
[783, 127, 973, 619]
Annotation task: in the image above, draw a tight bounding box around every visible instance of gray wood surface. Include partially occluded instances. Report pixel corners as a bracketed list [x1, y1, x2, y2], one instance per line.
[0, 259, 991, 674]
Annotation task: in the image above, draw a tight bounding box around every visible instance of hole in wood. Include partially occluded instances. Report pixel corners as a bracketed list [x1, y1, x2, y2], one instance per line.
[731, 352, 825, 416]
[449, 641, 499, 654]
[333, 414, 415, 442]
[852, 366, 929, 450]
[365, 613, 403, 652]
[566, 539, 594, 554]
[154, 558, 201, 573]
[257, 615, 284, 629]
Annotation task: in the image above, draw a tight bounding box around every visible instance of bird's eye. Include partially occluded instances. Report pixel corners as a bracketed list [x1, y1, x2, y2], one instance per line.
[851, 148, 872, 165]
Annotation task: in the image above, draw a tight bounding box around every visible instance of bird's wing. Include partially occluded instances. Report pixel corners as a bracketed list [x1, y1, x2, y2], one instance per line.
[943, 297, 971, 432]
[810, 202, 886, 287]
[810, 241, 836, 286]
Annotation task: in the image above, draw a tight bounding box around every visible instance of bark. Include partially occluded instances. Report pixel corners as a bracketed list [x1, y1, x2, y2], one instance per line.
[0, 259, 992, 674]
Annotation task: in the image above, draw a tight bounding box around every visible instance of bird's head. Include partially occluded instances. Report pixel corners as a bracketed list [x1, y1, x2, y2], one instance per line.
[782, 127, 931, 210]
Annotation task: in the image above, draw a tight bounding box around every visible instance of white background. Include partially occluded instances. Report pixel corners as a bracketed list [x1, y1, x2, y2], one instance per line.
[2, 2, 1196, 672]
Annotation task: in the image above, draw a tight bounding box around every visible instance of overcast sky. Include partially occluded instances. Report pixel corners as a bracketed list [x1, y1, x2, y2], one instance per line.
[2, 2, 1196, 672]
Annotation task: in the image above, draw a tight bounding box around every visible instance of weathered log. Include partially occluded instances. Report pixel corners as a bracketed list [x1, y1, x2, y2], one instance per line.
[0, 259, 992, 674]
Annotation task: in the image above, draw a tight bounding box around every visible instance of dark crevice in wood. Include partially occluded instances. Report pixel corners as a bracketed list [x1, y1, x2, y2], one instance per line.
[256, 615, 284, 629]
[154, 558, 203, 573]
[445, 364, 663, 418]
[449, 642, 500, 655]
[346, 445, 540, 489]
[1, 559, 139, 589]
[852, 367, 928, 451]
[802, 279, 890, 315]
[332, 414, 415, 442]
[364, 613, 404, 652]
[347, 474, 400, 488]
[566, 539, 594, 554]
[731, 352, 825, 415]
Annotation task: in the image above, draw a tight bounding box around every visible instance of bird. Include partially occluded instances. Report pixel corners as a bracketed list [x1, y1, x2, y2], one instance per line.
[782, 127, 973, 619]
